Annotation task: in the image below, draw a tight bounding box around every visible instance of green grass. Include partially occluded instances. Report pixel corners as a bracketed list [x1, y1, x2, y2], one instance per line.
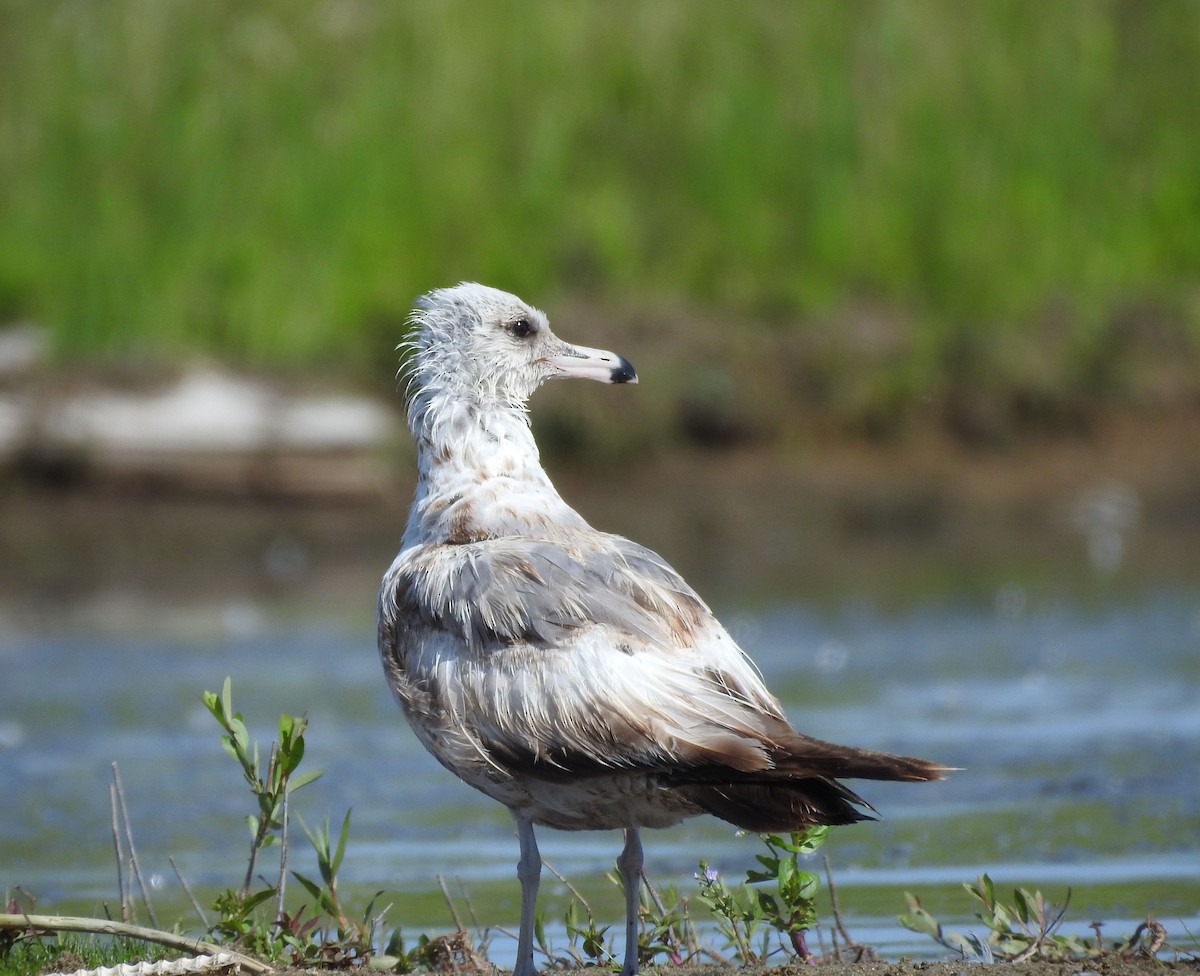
[0, 933, 152, 976]
[2, 1, 1198, 415]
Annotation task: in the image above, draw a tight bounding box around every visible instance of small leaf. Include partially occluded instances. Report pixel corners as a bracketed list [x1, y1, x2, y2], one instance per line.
[776, 853, 796, 892]
[202, 690, 221, 722]
[981, 873, 995, 907]
[288, 768, 324, 793]
[293, 872, 323, 903]
[221, 676, 234, 723]
[583, 928, 609, 959]
[331, 809, 351, 876]
[283, 735, 305, 774]
[230, 718, 249, 753]
[242, 886, 277, 911]
[794, 871, 820, 902]
[1013, 886, 1031, 924]
[898, 902, 942, 939]
[790, 826, 831, 855]
[1031, 888, 1048, 926]
[754, 853, 777, 871]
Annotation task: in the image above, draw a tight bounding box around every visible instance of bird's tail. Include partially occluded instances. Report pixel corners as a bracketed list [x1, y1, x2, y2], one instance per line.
[670, 734, 951, 833]
[775, 733, 952, 783]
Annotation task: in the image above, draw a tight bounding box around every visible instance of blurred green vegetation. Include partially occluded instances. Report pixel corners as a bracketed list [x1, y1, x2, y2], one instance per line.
[2, 1, 1198, 436]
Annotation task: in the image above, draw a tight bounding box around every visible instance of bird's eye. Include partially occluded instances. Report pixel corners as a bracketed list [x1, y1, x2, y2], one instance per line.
[509, 317, 536, 340]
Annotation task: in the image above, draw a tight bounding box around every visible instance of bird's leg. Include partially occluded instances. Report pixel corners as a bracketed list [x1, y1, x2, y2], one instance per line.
[616, 827, 644, 976]
[512, 813, 542, 976]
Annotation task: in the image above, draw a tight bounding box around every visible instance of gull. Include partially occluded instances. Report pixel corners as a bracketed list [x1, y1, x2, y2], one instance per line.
[377, 283, 946, 976]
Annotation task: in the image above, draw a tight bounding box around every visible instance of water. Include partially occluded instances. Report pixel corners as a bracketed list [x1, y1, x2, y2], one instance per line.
[2, 488, 1198, 963]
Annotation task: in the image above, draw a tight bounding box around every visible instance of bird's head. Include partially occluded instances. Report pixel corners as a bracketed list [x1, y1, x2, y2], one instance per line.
[403, 283, 637, 412]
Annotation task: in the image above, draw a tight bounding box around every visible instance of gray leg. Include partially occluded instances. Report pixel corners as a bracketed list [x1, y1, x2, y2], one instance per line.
[616, 828, 644, 976]
[513, 813, 542, 976]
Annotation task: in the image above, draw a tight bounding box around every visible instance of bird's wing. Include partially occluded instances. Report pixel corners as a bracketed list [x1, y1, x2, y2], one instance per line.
[378, 531, 798, 778]
[384, 531, 714, 650]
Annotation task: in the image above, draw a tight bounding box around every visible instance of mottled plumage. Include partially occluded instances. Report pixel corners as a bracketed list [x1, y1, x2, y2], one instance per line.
[378, 283, 946, 976]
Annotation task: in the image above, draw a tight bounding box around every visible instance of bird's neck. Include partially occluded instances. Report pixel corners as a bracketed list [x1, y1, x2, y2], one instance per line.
[402, 394, 585, 548]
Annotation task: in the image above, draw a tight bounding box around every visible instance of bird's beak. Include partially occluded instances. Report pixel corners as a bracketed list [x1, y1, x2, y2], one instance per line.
[543, 344, 638, 384]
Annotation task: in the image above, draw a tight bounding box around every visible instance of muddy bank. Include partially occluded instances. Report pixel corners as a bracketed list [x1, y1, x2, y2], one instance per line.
[3, 398, 1199, 631]
[2, 351, 1199, 635]
[2, 299, 1199, 512]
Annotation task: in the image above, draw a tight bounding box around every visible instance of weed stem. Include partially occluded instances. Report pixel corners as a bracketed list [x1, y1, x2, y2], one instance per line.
[111, 763, 158, 929]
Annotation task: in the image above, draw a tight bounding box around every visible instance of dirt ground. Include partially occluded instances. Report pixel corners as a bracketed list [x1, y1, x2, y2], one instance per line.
[685, 960, 1192, 976]
[248, 958, 1193, 976]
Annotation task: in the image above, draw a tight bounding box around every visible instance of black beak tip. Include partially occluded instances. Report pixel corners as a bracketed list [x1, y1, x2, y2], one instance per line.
[611, 357, 638, 385]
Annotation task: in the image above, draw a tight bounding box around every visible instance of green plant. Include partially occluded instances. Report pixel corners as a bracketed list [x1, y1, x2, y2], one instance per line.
[202, 676, 381, 963]
[559, 893, 612, 967]
[202, 677, 323, 901]
[4, 680, 393, 973]
[374, 927, 487, 974]
[375, 928, 436, 973]
[747, 828, 829, 959]
[528, 864, 613, 971]
[899, 873, 1096, 962]
[529, 864, 702, 971]
[292, 812, 386, 963]
[294, 812, 352, 930]
[694, 860, 769, 964]
[635, 877, 701, 968]
[695, 827, 831, 962]
[208, 888, 285, 959]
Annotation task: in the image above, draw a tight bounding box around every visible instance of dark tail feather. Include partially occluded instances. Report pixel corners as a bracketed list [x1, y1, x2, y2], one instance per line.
[679, 779, 875, 833]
